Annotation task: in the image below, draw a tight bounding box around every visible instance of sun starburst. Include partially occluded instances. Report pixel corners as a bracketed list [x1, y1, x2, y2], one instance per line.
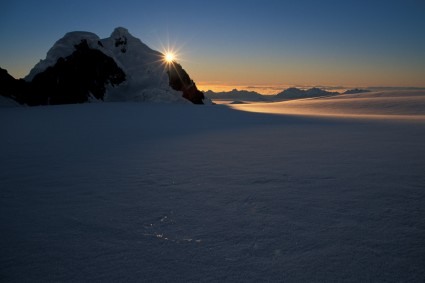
[164, 52, 175, 63]
[156, 35, 187, 68]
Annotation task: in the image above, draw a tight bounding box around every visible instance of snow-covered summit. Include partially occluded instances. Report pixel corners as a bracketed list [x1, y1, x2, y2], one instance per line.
[99, 27, 183, 102]
[106, 27, 155, 54]
[15, 27, 206, 105]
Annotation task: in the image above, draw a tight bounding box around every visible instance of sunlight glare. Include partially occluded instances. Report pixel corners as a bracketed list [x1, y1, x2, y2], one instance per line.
[165, 52, 175, 63]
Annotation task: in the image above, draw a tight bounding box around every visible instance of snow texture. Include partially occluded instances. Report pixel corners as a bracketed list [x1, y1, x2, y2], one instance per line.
[232, 90, 425, 119]
[1, 91, 425, 281]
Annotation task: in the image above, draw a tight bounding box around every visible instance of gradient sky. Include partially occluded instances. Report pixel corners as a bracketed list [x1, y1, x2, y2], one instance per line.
[1, 0, 425, 89]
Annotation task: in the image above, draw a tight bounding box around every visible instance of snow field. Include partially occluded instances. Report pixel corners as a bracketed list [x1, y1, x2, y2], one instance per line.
[1, 92, 425, 281]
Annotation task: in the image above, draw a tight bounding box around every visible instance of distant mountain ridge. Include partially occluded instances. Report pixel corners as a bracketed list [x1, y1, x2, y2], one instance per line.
[204, 89, 270, 102]
[274, 87, 339, 100]
[0, 27, 207, 105]
[204, 87, 346, 101]
[343, 88, 371, 94]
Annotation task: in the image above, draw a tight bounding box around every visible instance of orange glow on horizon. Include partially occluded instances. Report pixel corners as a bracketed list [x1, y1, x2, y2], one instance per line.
[196, 83, 352, 95]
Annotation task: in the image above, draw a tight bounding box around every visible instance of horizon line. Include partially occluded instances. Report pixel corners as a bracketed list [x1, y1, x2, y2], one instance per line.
[197, 84, 425, 95]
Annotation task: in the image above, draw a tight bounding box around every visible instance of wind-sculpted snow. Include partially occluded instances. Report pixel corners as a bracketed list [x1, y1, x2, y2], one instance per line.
[1, 95, 424, 281]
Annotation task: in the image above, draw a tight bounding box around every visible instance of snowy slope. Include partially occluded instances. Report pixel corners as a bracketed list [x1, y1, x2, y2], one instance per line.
[1, 93, 424, 281]
[233, 90, 425, 120]
[100, 27, 185, 103]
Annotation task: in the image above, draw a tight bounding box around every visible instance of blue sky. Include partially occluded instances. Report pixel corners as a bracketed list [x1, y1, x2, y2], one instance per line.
[1, 0, 424, 88]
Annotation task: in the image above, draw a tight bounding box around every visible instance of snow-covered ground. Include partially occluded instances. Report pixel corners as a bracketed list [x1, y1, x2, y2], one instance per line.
[1, 91, 425, 282]
[231, 90, 425, 119]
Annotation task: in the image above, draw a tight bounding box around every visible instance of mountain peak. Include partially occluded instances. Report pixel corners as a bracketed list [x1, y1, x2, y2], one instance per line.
[111, 27, 131, 37]
[103, 27, 154, 56]
[9, 27, 207, 105]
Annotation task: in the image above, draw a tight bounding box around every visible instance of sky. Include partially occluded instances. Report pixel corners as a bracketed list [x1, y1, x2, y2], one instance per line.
[1, 0, 425, 91]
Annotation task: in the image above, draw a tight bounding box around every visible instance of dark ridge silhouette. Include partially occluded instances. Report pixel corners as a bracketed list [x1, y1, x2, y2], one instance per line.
[274, 87, 339, 100]
[0, 68, 29, 104]
[0, 40, 126, 105]
[204, 89, 269, 101]
[343, 88, 371, 94]
[167, 62, 205, 104]
[31, 40, 126, 105]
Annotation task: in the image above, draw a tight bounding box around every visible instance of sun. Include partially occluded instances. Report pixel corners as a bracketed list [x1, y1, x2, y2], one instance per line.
[164, 52, 175, 63]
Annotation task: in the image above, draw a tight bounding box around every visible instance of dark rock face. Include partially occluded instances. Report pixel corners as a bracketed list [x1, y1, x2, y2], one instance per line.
[114, 36, 127, 53]
[0, 68, 17, 86]
[30, 40, 126, 105]
[167, 62, 205, 104]
[0, 40, 126, 106]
